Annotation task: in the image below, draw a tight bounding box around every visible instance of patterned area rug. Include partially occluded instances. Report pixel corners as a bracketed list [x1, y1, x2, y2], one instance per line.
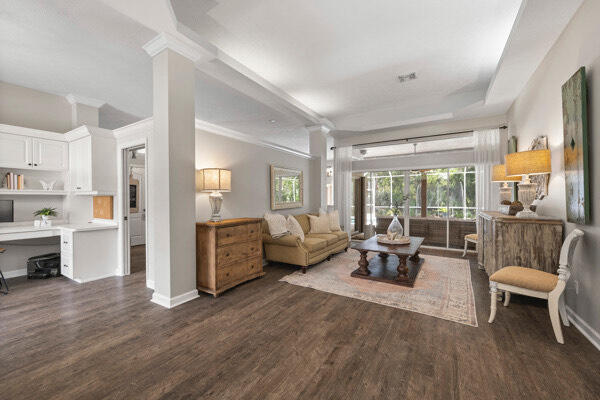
[280, 250, 478, 327]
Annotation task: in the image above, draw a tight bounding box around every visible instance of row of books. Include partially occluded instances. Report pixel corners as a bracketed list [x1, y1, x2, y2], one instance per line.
[4, 172, 25, 190]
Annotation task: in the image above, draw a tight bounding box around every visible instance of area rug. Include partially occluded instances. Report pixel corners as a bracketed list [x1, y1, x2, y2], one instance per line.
[279, 250, 478, 327]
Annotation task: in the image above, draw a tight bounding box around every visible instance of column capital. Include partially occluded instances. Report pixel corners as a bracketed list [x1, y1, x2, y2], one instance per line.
[143, 32, 214, 64]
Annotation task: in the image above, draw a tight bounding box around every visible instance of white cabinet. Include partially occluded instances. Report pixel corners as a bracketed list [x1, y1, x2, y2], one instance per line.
[0, 132, 67, 171]
[69, 132, 116, 193]
[61, 228, 117, 283]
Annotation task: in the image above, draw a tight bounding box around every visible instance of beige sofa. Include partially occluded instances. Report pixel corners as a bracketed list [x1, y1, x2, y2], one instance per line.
[262, 213, 349, 273]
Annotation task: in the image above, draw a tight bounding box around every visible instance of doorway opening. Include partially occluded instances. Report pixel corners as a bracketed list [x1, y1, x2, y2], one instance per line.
[123, 145, 147, 275]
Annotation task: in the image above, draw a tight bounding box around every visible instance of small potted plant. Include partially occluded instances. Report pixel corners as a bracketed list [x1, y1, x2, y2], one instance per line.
[34, 207, 57, 227]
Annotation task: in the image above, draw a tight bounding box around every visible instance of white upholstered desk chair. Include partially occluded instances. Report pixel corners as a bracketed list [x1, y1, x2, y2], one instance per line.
[488, 229, 584, 344]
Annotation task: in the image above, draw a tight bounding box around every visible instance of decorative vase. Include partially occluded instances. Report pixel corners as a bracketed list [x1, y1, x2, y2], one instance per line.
[386, 215, 403, 240]
[41, 215, 49, 227]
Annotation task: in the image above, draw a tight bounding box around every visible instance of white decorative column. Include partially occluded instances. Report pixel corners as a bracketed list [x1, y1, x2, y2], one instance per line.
[143, 33, 211, 308]
[308, 125, 330, 210]
[65, 94, 104, 128]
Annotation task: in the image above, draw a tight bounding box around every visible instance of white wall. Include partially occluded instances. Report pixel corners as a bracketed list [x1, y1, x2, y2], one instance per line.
[0, 81, 72, 132]
[508, 0, 600, 342]
[195, 129, 320, 221]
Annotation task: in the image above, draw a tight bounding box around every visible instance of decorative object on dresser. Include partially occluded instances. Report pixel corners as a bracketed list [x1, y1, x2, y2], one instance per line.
[196, 168, 232, 222]
[33, 207, 57, 227]
[562, 67, 590, 224]
[492, 164, 521, 203]
[488, 229, 584, 344]
[505, 149, 551, 218]
[196, 218, 263, 297]
[270, 165, 303, 210]
[477, 211, 563, 276]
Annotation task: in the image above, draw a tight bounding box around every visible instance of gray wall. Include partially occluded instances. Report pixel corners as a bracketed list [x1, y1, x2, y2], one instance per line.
[0, 81, 72, 132]
[508, 0, 600, 339]
[195, 129, 320, 221]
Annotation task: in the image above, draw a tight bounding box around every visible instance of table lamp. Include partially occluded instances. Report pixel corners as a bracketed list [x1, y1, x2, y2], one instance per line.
[492, 164, 521, 203]
[505, 149, 551, 218]
[196, 168, 231, 221]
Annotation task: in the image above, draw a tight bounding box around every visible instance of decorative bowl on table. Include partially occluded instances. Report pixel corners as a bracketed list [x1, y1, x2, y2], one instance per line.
[376, 234, 410, 245]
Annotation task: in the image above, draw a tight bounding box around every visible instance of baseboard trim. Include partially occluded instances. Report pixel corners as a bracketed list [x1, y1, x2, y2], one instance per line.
[3, 268, 27, 279]
[73, 273, 115, 284]
[151, 289, 198, 309]
[146, 279, 155, 290]
[566, 305, 600, 351]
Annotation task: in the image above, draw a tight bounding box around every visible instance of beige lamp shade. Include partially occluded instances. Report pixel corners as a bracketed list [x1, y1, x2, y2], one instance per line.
[196, 168, 231, 192]
[505, 149, 551, 177]
[492, 164, 521, 182]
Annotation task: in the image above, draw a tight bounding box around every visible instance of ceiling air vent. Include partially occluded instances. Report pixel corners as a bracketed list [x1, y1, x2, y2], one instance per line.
[398, 72, 417, 83]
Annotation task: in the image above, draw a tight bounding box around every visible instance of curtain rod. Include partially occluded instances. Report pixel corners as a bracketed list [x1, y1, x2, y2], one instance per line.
[330, 125, 507, 150]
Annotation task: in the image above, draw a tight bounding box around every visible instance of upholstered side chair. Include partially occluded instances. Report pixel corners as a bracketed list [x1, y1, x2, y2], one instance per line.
[488, 229, 584, 344]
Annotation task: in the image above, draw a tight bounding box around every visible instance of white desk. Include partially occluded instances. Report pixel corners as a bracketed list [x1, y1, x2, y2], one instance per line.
[0, 221, 118, 282]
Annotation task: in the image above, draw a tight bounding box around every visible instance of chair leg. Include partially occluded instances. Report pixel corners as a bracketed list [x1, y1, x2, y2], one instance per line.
[558, 293, 570, 327]
[462, 239, 468, 257]
[503, 291, 510, 307]
[0, 269, 8, 294]
[548, 292, 564, 344]
[488, 282, 498, 323]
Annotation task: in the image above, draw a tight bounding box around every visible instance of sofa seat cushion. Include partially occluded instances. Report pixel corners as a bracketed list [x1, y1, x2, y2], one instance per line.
[490, 266, 558, 292]
[303, 237, 328, 252]
[328, 230, 349, 242]
[306, 233, 339, 246]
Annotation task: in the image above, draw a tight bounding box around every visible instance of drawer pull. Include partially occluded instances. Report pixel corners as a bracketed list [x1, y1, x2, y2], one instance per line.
[250, 247, 254, 252]
[63, 241, 68, 244]
[225, 252, 230, 257]
[250, 230, 254, 233]
[226, 233, 231, 237]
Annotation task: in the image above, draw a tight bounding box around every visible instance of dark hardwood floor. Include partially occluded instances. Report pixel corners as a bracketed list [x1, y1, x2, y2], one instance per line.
[130, 244, 146, 274]
[1, 253, 599, 399]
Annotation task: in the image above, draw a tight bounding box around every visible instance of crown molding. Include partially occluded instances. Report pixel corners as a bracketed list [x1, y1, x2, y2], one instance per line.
[65, 94, 105, 108]
[195, 119, 313, 160]
[143, 32, 214, 63]
[306, 124, 331, 137]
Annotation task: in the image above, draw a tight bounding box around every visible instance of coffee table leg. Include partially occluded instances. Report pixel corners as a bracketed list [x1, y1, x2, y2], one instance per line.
[356, 250, 371, 275]
[396, 255, 409, 281]
[409, 251, 420, 263]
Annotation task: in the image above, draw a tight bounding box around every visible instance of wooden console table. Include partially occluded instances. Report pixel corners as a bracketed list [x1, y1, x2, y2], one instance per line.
[196, 218, 264, 297]
[477, 211, 563, 276]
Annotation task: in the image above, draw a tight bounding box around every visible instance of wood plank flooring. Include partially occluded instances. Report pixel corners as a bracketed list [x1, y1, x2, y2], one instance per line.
[1, 253, 599, 399]
[130, 245, 146, 274]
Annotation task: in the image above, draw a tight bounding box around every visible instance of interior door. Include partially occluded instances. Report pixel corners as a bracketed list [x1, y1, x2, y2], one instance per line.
[129, 169, 145, 246]
[34, 138, 68, 171]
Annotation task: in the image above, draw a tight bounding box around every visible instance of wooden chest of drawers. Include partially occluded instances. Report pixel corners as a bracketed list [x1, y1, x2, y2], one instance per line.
[196, 218, 264, 297]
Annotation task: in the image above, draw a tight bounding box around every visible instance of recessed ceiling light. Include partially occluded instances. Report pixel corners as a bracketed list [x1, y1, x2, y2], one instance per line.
[398, 72, 417, 83]
[269, 119, 276, 123]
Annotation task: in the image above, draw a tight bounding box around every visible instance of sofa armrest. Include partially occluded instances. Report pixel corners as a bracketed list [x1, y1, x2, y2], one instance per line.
[262, 233, 303, 248]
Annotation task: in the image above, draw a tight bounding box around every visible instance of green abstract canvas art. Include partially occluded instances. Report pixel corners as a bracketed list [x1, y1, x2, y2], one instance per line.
[562, 67, 590, 224]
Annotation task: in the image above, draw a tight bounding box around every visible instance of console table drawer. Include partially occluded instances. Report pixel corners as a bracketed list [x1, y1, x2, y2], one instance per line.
[246, 257, 262, 276]
[217, 225, 247, 246]
[216, 243, 246, 267]
[245, 241, 262, 258]
[217, 262, 247, 286]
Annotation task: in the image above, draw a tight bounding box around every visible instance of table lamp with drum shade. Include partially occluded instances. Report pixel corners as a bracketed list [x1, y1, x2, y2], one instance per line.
[196, 168, 231, 222]
[492, 164, 521, 203]
[505, 149, 551, 218]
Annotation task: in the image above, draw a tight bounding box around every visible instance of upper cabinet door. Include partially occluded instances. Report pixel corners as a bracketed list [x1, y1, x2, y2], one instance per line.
[0, 132, 32, 169]
[33, 138, 68, 171]
[69, 136, 92, 191]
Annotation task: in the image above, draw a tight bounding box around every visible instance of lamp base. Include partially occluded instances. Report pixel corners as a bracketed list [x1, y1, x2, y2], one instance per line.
[209, 191, 223, 222]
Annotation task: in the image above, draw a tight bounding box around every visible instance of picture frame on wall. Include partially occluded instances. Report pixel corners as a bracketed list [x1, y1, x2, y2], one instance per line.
[129, 177, 139, 213]
[562, 66, 590, 224]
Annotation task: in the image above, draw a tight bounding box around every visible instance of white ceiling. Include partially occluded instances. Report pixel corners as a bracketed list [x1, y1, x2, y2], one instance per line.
[173, 0, 522, 130]
[0, 0, 585, 152]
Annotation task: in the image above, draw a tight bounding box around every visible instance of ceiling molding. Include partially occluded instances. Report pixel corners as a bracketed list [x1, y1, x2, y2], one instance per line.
[306, 124, 331, 137]
[65, 93, 106, 108]
[142, 31, 215, 63]
[194, 119, 313, 159]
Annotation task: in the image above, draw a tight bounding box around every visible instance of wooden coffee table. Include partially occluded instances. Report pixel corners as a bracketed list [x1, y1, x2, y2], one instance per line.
[350, 236, 425, 287]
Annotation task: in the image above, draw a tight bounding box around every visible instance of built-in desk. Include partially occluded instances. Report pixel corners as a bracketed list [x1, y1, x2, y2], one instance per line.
[0, 221, 118, 282]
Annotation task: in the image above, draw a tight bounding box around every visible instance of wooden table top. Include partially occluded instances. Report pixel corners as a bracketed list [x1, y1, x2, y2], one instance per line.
[351, 236, 424, 256]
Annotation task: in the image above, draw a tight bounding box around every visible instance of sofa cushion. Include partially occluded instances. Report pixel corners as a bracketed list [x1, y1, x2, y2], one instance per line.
[263, 234, 301, 247]
[323, 209, 341, 231]
[303, 237, 328, 252]
[308, 214, 331, 234]
[306, 233, 339, 246]
[264, 212, 289, 238]
[286, 215, 305, 242]
[294, 214, 311, 234]
[490, 266, 558, 292]
[328, 230, 349, 242]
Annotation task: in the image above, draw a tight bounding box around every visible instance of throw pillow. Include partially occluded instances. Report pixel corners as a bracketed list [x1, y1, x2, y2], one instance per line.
[323, 209, 341, 231]
[308, 213, 331, 234]
[264, 213, 289, 238]
[286, 215, 305, 242]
